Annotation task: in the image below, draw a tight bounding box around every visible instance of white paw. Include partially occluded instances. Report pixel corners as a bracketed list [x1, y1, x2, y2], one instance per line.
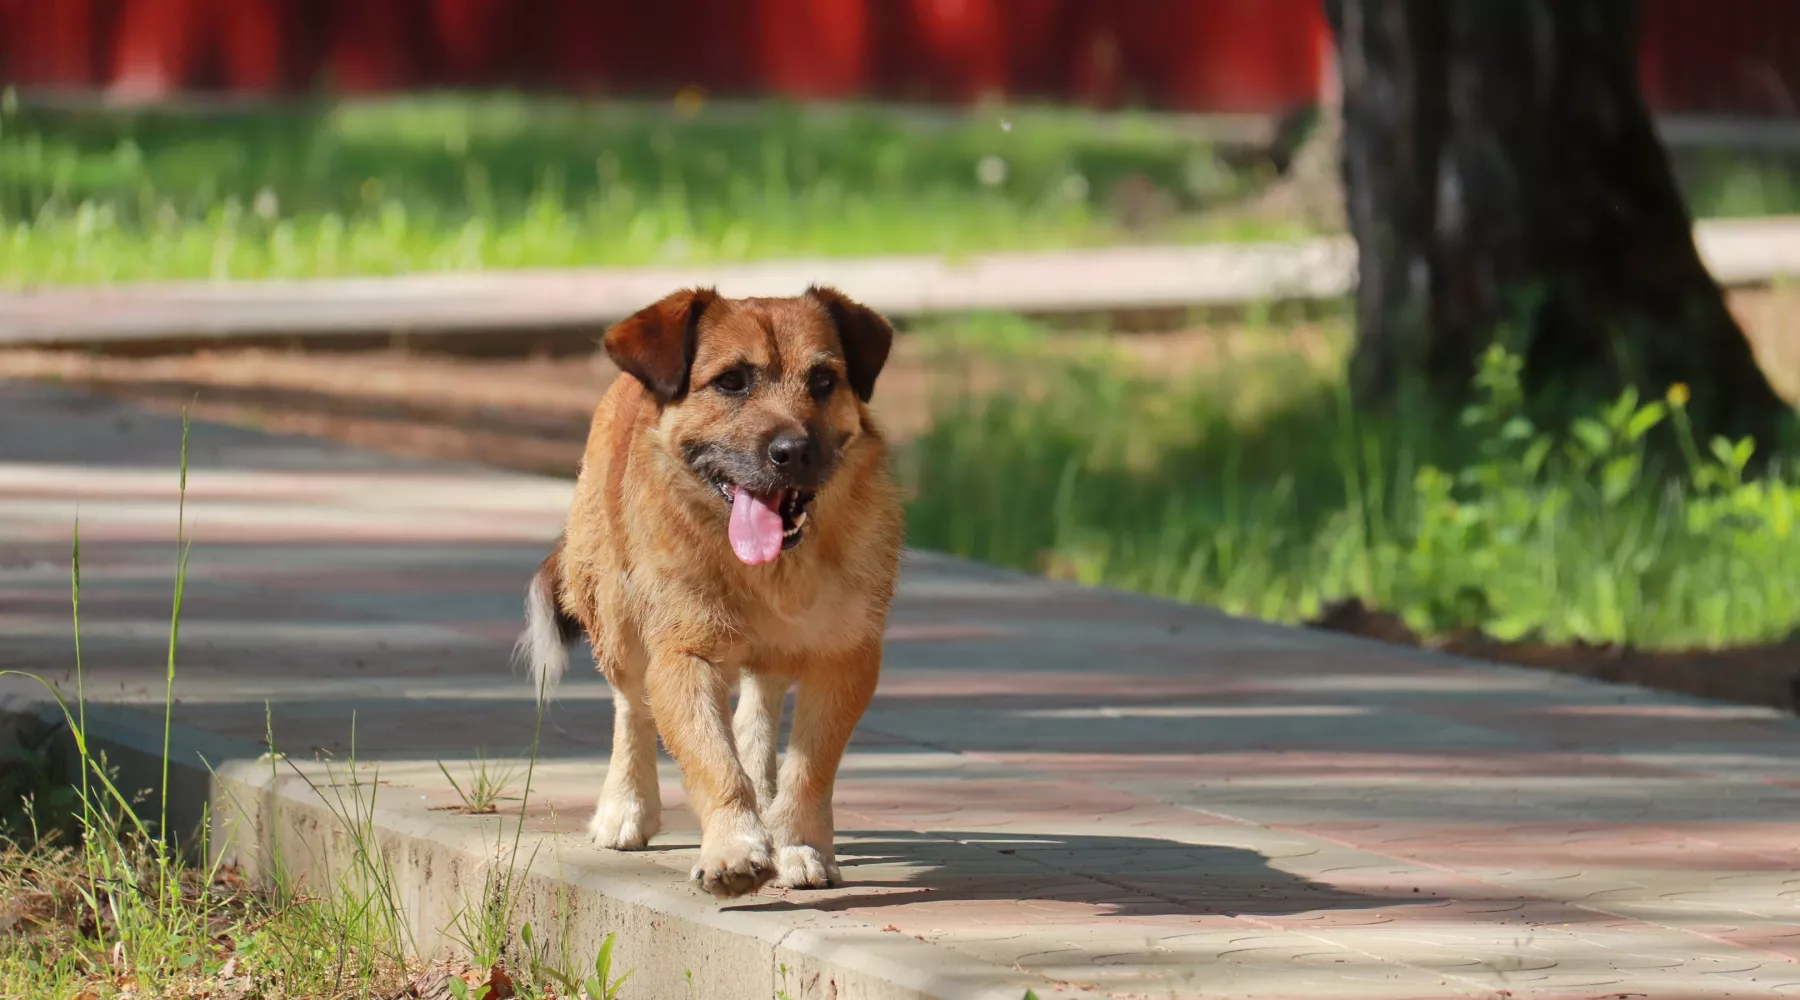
[589, 793, 660, 850]
[773, 844, 840, 889]
[690, 813, 774, 898]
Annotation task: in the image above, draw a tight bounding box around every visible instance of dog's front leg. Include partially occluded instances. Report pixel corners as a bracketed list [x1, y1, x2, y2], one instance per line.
[646, 647, 775, 898]
[766, 638, 881, 889]
[733, 671, 789, 810]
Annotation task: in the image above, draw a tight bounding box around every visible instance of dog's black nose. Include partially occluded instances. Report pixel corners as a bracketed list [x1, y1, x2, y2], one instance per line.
[767, 433, 814, 469]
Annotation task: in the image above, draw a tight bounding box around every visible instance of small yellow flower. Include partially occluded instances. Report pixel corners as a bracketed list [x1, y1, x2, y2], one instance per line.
[673, 85, 706, 119]
[1666, 382, 1691, 407]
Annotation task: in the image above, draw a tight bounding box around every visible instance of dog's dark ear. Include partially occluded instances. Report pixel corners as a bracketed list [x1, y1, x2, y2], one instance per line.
[604, 287, 717, 403]
[808, 285, 893, 402]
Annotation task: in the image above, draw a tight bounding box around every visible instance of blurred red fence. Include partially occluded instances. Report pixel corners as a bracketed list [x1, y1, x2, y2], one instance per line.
[0, 0, 1795, 116]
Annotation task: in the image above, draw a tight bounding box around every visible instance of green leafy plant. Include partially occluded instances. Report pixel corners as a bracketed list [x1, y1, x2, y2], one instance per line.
[906, 332, 1800, 651]
[586, 933, 633, 1000]
[448, 975, 489, 1000]
[533, 931, 630, 1000]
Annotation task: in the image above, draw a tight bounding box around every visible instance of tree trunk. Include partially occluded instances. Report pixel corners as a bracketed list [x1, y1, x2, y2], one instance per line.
[1325, 0, 1790, 446]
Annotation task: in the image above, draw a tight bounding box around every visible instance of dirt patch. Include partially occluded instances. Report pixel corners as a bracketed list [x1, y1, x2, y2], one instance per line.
[1311, 598, 1800, 714]
[0, 343, 937, 477]
[10, 351, 606, 477]
[0, 323, 1341, 476]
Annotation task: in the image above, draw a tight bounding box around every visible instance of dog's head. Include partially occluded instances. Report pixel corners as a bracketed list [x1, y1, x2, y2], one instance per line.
[604, 286, 894, 567]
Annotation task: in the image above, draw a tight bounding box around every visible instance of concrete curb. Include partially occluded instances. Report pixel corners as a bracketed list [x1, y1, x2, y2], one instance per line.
[0, 695, 1065, 1000]
[4, 216, 1797, 348]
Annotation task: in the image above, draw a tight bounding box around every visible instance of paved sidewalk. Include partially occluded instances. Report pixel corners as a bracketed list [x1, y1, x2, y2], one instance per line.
[5, 380, 1800, 998]
[7, 216, 1800, 347]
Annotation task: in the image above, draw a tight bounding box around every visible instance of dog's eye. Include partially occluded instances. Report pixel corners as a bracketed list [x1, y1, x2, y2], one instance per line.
[808, 368, 837, 400]
[713, 368, 751, 395]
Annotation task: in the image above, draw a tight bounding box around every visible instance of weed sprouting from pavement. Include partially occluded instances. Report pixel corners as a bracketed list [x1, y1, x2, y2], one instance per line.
[157, 408, 193, 911]
[436, 751, 521, 815]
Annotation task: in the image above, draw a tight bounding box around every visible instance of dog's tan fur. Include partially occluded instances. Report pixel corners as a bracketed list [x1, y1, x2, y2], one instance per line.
[520, 287, 902, 898]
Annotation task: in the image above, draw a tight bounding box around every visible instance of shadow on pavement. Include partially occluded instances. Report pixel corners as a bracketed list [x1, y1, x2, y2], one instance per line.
[733, 830, 1421, 919]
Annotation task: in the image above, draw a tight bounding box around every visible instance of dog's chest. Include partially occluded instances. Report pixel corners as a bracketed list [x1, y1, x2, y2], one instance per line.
[741, 567, 880, 658]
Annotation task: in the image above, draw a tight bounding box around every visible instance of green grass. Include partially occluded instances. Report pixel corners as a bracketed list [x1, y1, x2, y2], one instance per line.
[904, 328, 1800, 650]
[1675, 147, 1800, 220]
[1, 472, 408, 996]
[437, 749, 520, 815]
[0, 92, 1294, 287]
[4, 92, 1796, 289]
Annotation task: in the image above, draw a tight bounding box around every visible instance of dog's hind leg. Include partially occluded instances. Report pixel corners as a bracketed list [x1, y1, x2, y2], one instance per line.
[589, 644, 663, 850]
[766, 637, 881, 890]
[733, 671, 789, 811]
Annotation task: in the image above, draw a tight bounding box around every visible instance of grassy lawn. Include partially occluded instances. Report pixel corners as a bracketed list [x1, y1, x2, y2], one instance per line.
[5, 92, 1796, 288]
[903, 316, 1800, 651]
[0, 93, 1294, 287]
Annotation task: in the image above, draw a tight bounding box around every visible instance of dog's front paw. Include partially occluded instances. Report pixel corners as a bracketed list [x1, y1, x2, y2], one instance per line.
[690, 813, 775, 898]
[589, 793, 660, 851]
[773, 844, 840, 889]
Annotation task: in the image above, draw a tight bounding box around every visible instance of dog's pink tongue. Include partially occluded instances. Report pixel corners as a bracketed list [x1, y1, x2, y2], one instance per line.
[727, 486, 785, 566]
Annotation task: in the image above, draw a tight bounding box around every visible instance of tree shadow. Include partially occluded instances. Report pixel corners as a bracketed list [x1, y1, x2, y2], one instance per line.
[0, 381, 456, 472]
[732, 829, 1422, 919]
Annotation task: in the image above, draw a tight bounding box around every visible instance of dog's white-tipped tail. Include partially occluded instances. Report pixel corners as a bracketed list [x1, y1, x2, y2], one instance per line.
[514, 546, 578, 702]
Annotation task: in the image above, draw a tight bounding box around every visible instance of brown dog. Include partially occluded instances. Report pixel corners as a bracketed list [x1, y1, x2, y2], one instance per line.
[517, 286, 902, 898]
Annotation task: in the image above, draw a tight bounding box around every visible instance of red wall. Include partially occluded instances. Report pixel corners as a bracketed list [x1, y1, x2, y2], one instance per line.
[0, 0, 1793, 116]
[1640, 0, 1800, 115]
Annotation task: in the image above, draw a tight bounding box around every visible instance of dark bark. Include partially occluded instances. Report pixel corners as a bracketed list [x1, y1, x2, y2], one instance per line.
[1325, 0, 1790, 446]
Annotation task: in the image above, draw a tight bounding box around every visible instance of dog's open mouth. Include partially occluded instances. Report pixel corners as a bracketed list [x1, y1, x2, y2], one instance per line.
[712, 480, 815, 566]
